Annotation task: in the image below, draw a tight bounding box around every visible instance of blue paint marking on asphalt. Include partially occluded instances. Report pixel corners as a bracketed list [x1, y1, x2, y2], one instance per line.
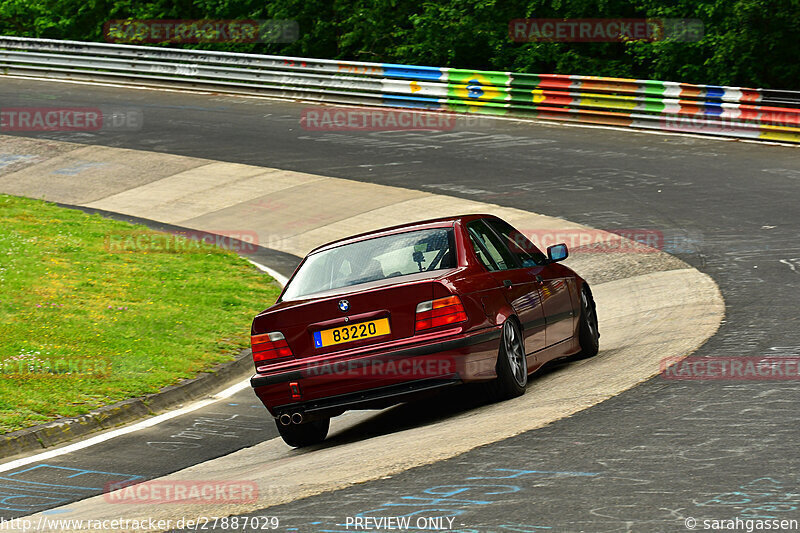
[228, 403, 239, 406]
[696, 477, 799, 520]
[0, 492, 73, 512]
[421, 485, 520, 497]
[0, 464, 144, 513]
[331, 468, 590, 531]
[3, 464, 144, 490]
[466, 468, 599, 480]
[52, 161, 108, 175]
[0, 154, 37, 170]
[0, 481, 77, 493]
[42, 508, 72, 514]
[447, 524, 553, 533]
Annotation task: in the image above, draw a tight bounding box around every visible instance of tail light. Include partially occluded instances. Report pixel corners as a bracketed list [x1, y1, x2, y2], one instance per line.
[415, 295, 468, 332]
[251, 331, 293, 366]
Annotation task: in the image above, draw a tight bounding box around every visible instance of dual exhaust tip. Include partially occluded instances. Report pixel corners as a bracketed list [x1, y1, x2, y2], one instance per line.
[279, 412, 304, 426]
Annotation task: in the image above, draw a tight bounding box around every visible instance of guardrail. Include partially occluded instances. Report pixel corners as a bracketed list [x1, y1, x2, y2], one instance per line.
[2, 35, 799, 143]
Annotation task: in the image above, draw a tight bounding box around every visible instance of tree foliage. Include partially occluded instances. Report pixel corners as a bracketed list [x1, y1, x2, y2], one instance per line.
[1, 0, 798, 88]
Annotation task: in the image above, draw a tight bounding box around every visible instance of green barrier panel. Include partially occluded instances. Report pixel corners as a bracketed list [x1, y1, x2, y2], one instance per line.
[447, 69, 511, 106]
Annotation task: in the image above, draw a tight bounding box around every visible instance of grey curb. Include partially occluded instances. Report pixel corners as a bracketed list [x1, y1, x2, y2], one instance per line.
[0, 349, 254, 461]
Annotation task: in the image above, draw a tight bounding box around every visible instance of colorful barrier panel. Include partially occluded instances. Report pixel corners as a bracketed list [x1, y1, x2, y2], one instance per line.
[1, 36, 799, 143]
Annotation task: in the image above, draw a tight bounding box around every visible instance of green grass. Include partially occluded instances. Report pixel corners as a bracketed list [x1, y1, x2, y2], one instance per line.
[0, 194, 281, 433]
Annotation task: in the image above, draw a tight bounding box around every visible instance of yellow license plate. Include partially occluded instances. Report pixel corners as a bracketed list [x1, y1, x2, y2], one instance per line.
[314, 318, 391, 348]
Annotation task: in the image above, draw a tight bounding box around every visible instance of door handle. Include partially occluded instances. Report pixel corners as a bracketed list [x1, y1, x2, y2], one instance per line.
[503, 280, 513, 288]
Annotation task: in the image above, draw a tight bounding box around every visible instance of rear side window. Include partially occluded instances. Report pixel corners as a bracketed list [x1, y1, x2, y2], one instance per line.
[466, 220, 518, 271]
[484, 218, 546, 267]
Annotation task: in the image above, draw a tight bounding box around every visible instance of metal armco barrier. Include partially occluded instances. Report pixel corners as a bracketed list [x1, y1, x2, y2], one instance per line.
[2, 36, 800, 143]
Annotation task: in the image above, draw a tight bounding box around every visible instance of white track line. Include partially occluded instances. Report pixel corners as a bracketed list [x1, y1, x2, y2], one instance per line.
[247, 259, 289, 286]
[0, 379, 248, 473]
[0, 260, 283, 472]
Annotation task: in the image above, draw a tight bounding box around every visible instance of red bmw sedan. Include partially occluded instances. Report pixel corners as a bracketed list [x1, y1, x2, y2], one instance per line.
[250, 214, 599, 447]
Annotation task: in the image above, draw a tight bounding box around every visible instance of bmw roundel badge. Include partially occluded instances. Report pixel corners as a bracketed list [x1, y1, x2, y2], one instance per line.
[338, 299, 350, 312]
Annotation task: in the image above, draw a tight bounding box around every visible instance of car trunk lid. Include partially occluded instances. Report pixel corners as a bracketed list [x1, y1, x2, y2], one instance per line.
[253, 272, 453, 358]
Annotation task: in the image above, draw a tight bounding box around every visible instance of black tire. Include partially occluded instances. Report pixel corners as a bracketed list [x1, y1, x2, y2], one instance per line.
[485, 319, 528, 401]
[276, 417, 330, 448]
[574, 285, 599, 359]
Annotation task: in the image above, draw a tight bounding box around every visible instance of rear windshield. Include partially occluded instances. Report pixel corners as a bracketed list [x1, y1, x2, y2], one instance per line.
[282, 228, 456, 300]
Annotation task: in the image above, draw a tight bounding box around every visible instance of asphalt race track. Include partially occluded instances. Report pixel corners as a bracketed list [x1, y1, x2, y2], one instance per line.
[2, 78, 800, 532]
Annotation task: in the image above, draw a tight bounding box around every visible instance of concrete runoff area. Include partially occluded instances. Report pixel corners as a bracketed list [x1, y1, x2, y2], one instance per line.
[0, 134, 722, 528]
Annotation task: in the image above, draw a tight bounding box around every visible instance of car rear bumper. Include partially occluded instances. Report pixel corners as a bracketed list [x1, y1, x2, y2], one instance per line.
[250, 326, 501, 416]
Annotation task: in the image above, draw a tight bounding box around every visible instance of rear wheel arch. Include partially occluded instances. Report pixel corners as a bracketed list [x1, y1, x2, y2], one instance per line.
[492, 303, 518, 328]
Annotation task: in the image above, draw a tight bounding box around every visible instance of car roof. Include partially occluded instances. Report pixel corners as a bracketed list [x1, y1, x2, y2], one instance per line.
[307, 213, 497, 255]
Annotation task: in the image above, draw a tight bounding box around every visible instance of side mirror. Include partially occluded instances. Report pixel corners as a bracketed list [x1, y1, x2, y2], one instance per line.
[547, 243, 568, 263]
